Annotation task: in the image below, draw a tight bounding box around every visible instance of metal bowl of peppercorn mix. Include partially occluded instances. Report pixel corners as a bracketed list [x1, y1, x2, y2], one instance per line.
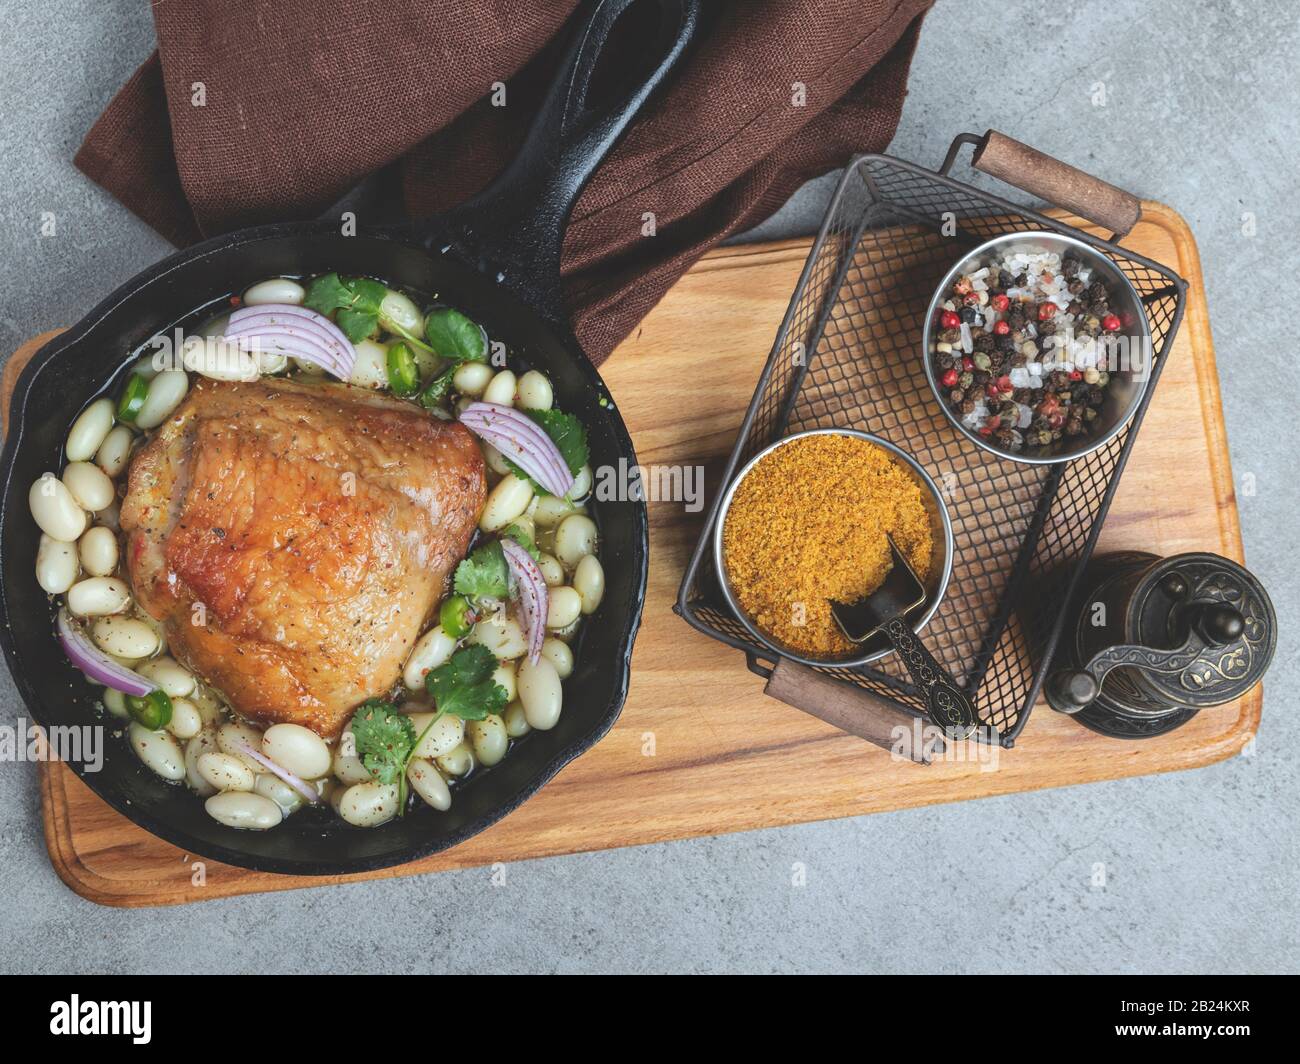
[922, 231, 1153, 464]
[713, 429, 953, 668]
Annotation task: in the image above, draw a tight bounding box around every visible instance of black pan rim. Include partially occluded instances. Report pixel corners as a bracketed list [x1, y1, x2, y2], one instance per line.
[0, 220, 650, 877]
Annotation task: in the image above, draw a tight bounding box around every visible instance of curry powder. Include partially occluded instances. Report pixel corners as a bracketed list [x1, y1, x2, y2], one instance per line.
[721, 434, 933, 659]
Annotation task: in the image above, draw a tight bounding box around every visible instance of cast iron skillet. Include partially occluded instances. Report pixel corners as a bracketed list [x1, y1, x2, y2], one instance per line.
[0, 0, 699, 875]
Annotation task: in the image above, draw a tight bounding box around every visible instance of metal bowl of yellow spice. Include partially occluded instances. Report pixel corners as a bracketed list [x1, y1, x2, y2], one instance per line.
[714, 429, 953, 667]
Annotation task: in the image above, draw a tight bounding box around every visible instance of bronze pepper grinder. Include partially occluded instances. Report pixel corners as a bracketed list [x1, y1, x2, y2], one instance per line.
[1045, 551, 1276, 738]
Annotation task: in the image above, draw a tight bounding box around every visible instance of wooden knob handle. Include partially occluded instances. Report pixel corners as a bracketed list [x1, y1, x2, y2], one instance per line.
[763, 659, 938, 764]
[972, 129, 1142, 238]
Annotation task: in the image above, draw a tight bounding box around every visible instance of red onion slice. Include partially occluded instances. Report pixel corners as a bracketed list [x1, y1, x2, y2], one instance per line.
[56, 609, 157, 697]
[229, 304, 354, 360]
[458, 402, 574, 497]
[501, 538, 548, 664]
[223, 322, 347, 377]
[224, 304, 355, 379]
[228, 330, 346, 377]
[225, 309, 351, 369]
[231, 740, 321, 805]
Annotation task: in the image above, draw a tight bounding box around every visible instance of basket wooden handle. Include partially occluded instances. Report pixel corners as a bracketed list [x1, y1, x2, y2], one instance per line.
[763, 659, 937, 764]
[972, 129, 1142, 238]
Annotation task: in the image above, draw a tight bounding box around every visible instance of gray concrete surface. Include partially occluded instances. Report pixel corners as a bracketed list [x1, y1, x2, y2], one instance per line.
[0, 0, 1296, 973]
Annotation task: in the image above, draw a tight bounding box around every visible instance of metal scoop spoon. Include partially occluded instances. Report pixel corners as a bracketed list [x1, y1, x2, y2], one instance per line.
[830, 536, 979, 738]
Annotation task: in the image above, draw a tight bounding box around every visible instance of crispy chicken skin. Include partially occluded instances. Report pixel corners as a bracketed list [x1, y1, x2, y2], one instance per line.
[119, 376, 486, 739]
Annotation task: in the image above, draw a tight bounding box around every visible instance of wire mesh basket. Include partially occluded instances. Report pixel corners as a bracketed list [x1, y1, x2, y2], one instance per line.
[675, 131, 1188, 747]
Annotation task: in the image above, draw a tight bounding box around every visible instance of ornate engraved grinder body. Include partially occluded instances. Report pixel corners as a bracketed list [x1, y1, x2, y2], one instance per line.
[1045, 551, 1276, 738]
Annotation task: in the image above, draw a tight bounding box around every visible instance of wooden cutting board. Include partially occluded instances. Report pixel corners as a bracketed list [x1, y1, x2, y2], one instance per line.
[8, 201, 1257, 906]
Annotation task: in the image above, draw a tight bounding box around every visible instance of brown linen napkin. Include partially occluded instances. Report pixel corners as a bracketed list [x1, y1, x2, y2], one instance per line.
[76, 1, 932, 363]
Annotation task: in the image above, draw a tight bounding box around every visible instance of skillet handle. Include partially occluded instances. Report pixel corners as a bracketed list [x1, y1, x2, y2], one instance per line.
[413, 0, 701, 332]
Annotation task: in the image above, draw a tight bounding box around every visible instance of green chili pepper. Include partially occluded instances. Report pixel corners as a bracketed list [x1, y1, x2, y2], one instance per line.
[386, 342, 420, 397]
[126, 689, 173, 730]
[417, 367, 455, 411]
[439, 594, 475, 638]
[116, 372, 150, 423]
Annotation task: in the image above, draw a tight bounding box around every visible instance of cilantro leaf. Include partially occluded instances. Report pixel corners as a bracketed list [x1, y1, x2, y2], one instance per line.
[504, 523, 541, 560]
[303, 273, 352, 315]
[425, 308, 487, 362]
[453, 540, 509, 600]
[304, 273, 385, 342]
[503, 409, 590, 494]
[425, 645, 509, 721]
[350, 699, 416, 786]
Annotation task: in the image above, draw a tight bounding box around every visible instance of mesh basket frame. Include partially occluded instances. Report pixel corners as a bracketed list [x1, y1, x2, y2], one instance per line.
[674, 139, 1189, 747]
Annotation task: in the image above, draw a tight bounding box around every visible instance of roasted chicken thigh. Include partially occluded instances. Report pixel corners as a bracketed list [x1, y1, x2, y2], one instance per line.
[120, 376, 486, 738]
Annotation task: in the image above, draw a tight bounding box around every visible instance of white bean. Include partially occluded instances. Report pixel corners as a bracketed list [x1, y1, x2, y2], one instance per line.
[480, 474, 534, 532]
[101, 687, 129, 719]
[218, 722, 267, 772]
[62, 461, 115, 512]
[406, 712, 465, 759]
[136, 656, 194, 698]
[532, 494, 579, 528]
[165, 698, 203, 740]
[482, 369, 517, 406]
[435, 743, 475, 778]
[333, 724, 374, 785]
[197, 751, 256, 792]
[94, 424, 134, 478]
[573, 554, 605, 614]
[66, 398, 115, 462]
[36, 533, 79, 593]
[255, 773, 305, 815]
[67, 576, 130, 617]
[77, 526, 118, 577]
[379, 290, 424, 335]
[262, 723, 331, 779]
[516, 370, 553, 411]
[349, 339, 388, 388]
[555, 514, 598, 568]
[29, 473, 87, 542]
[567, 463, 593, 501]
[184, 729, 219, 797]
[243, 278, 306, 306]
[468, 714, 508, 767]
[90, 615, 159, 659]
[469, 614, 527, 660]
[517, 656, 562, 730]
[546, 586, 582, 630]
[537, 553, 565, 587]
[452, 361, 493, 397]
[205, 791, 283, 830]
[134, 370, 190, 430]
[403, 625, 456, 690]
[407, 758, 451, 811]
[492, 661, 517, 704]
[338, 781, 400, 827]
[550, 617, 582, 644]
[129, 722, 185, 781]
[185, 335, 259, 381]
[504, 701, 531, 738]
[540, 638, 574, 680]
